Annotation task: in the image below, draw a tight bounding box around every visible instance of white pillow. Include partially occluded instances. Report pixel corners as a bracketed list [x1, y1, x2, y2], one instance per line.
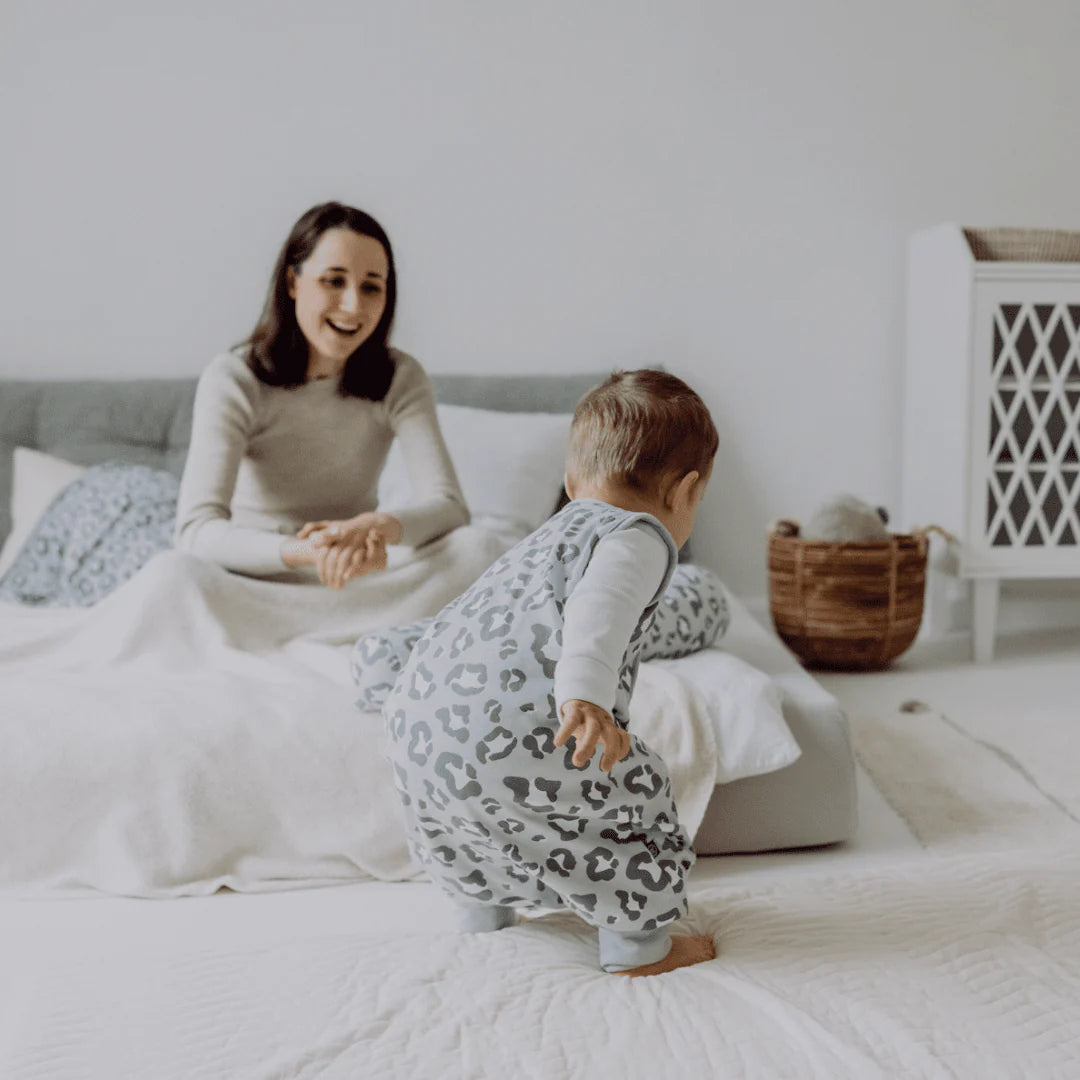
[653, 648, 802, 784]
[0, 447, 88, 576]
[380, 404, 573, 532]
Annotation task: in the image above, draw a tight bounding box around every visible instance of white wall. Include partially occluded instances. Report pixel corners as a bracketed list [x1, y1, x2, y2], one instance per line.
[4, 0, 1080, 604]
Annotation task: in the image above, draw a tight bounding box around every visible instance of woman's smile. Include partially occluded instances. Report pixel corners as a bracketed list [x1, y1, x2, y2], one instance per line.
[327, 318, 362, 336]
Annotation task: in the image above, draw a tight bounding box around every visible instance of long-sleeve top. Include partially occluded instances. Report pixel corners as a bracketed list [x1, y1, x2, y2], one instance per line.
[174, 348, 469, 575]
[553, 522, 671, 716]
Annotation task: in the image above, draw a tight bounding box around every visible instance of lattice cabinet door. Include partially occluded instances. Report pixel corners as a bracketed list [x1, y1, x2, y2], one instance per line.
[967, 282, 1080, 578]
[968, 283, 1080, 578]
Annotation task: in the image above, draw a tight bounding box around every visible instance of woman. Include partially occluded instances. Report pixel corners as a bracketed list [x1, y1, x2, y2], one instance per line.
[175, 201, 469, 588]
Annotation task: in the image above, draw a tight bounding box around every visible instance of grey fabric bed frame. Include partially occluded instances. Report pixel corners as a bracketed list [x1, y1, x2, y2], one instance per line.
[0, 371, 856, 855]
[0, 372, 605, 546]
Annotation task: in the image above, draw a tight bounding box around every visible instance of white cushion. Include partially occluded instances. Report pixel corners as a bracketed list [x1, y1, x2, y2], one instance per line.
[380, 404, 573, 532]
[652, 648, 802, 784]
[0, 448, 88, 576]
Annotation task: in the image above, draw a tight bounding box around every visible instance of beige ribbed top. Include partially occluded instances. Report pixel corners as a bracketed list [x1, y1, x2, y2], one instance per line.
[174, 349, 469, 575]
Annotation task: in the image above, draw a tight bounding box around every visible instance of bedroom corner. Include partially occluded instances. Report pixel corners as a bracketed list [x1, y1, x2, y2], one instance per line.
[2, 1, 1079, 1075]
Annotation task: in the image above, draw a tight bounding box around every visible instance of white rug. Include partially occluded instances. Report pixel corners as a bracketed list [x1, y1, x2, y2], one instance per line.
[848, 701, 1080, 854]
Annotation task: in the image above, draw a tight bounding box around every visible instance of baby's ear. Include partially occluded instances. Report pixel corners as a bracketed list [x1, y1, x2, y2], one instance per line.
[563, 472, 577, 500]
[666, 470, 700, 509]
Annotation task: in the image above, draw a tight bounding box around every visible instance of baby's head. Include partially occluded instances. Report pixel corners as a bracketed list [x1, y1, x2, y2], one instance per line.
[565, 369, 718, 547]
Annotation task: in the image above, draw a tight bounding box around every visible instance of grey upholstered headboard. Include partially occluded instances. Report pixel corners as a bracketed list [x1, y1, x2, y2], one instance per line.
[0, 371, 605, 547]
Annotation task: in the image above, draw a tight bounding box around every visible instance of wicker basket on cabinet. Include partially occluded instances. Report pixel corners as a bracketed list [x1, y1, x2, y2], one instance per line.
[767, 520, 930, 671]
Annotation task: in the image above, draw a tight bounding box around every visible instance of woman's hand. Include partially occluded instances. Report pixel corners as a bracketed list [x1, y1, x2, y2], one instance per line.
[280, 529, 386, 588]
[553, 700, 631, 772]
[315, 528, 386, 589]
[298, 512, 403, 547]
[287, 513, 400, 589]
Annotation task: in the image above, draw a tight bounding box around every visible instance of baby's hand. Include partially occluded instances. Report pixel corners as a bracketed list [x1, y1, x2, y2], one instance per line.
[554, 700, 631, 772]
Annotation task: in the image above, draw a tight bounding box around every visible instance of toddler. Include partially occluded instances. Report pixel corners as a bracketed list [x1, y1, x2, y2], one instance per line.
[382, 370, 718, 976]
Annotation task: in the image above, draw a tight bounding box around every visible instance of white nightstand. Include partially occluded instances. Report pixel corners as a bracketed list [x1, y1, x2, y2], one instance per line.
[904, 224, 1080, 662]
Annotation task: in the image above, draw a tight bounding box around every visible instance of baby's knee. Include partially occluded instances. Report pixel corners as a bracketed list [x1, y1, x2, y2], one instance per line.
[351, 619, 431, 709]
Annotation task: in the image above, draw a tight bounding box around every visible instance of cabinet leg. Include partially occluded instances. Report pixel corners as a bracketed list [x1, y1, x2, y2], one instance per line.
[972, 578, 1000, 663]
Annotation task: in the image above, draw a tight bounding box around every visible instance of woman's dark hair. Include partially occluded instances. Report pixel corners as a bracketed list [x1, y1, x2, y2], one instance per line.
[242, 201, 398, 399]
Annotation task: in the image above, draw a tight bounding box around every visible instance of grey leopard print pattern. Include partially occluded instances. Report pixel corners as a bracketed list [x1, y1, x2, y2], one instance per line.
[352, 563, 729, 711]
[383, 499, 694, 935]
[640, 563, 730, 660]
[0, 462, 179, 608]
[352, 619, 432, 711]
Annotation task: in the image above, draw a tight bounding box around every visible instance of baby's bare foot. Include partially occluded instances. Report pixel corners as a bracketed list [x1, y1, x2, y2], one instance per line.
[613, 934, 716, 978]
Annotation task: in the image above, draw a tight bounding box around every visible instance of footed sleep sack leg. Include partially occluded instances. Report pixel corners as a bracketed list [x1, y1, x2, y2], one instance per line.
[598, 925, 672, 972]
[351, 617, 434, 710]
[601, 926, 717, 977]
[455, 903, 518, 933]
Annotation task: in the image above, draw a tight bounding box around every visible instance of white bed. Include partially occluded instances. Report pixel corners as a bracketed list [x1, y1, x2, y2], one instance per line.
[0, 593, 889, 1078]
[4, 629, 1079, 1079]
[0, 371, 857, 889]
[3, 574, 1078, 1078]
[4, 373, 1077, 1077]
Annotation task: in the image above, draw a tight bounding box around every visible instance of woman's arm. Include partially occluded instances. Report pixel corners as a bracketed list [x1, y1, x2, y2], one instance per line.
[174, 355, 291, 575]
[381, 354, 469, 546]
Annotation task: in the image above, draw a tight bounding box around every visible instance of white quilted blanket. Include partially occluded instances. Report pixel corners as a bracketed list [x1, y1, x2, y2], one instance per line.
[3, 844, 1078, 1078]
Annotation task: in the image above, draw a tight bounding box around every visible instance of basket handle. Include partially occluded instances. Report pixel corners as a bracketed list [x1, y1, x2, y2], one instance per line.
[912, 524, 958, 543]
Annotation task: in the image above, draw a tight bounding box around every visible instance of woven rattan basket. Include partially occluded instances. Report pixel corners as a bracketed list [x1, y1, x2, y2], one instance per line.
[768, 520, 943, 671]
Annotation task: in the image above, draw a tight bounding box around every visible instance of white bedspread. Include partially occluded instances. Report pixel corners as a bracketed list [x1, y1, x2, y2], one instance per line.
[3, 843, 1078, 1078]
[3, 561, 1078, 1076]
[0, 522, 722, 897]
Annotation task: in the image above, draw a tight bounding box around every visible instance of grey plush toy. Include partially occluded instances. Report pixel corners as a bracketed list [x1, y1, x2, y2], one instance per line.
[803, 494, 891, 542]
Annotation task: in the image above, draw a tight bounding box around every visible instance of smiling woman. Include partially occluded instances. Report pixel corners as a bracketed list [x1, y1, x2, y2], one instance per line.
[173, 201, 470, 588]
[286, 229, 390, 382]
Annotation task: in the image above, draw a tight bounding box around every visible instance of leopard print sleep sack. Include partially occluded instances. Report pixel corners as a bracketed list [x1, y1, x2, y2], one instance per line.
[383, 499, 696, 935]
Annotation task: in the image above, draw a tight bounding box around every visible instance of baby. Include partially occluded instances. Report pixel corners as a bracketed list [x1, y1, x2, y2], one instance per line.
[382, 369, 718, 977]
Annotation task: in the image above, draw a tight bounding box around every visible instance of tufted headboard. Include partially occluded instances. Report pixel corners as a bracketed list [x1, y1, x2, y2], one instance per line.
[0, 371, 606, 548]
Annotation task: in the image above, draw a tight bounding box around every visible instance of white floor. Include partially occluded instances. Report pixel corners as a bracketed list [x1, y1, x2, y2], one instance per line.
[815, 623, 1080, 732]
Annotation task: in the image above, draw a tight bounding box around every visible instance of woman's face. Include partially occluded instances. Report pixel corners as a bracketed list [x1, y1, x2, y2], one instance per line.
[287, 228, 389, 377]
